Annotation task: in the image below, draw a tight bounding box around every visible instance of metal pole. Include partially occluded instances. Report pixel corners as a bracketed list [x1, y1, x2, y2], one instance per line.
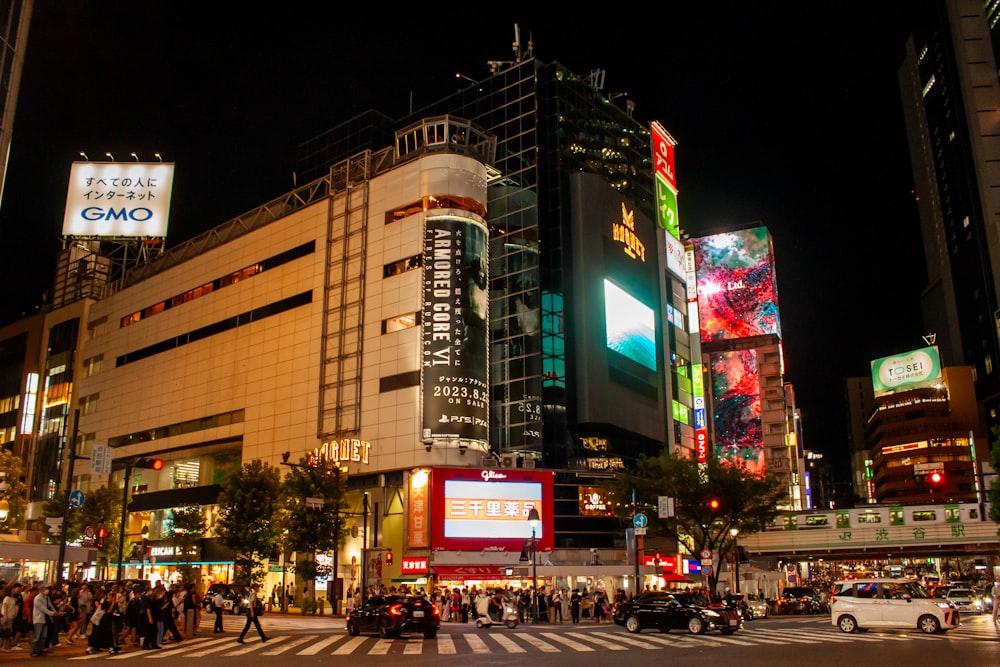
[330, 465, 340, 616]
[55, 409, 80, 583]
[115, 460, 134, 580]
[532, 528, 538, 623]
[360, 492, 369, 603]
[734, 537, 740, 593]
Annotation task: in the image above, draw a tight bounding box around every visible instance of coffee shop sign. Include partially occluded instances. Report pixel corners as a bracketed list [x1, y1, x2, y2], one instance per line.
[310, 438, 372, 467]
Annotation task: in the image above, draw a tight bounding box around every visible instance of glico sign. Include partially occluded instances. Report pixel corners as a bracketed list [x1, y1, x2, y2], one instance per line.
[62, 162, 175, 238]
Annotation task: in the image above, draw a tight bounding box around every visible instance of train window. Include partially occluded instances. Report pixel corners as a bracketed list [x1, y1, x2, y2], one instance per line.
[890, 508, 905, 526]
[911, 510, 937, 522]
[836, 512, 850, 529]
[782, 515, 798, 530]
[804, 515, 828, 527]
[857, 512, 882, 524]
[944, 505, 961, 523]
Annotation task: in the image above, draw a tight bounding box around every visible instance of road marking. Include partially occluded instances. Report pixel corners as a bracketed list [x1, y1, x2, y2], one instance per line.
[539, 632, 596, 651]
[462, 633, 491, 654]
[487, 633, 526, 653]
[591, 631, 661, 649]
[297, 634, 344, 655]
[403, 638, 424, 654]
[368, 638, 392, 655]
[566, 631, 627, 650]
[222, 636, 277, 656]
[436, 634, 457, 654]
[262, 634, 313, 655]
[332, 636, 368, 655]
[609, 632, 697, 648]
[185, 637, 251, 657]
[512, 632, 560, 652]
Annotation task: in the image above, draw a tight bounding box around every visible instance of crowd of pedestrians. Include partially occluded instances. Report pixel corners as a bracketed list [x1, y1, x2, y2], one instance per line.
[0, 577, 207, 657]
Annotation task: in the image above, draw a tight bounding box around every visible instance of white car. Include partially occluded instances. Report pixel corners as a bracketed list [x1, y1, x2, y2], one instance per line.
[831, 578, 959, 634]
[944, 587, 981, 614]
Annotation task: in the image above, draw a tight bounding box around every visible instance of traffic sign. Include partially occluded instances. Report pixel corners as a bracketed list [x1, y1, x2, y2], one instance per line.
[85, 525, 96, 538]
[633, 513, 648, 529]
[703, 564, 713, 576]
[700, 548, 712, 559]
[69, 489, 85, 508]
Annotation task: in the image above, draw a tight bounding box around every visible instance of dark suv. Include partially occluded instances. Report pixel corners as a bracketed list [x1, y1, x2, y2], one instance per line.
[346, 594, 440, 639]
[203, 583, 250, 615]
[777, 587, 822, 614]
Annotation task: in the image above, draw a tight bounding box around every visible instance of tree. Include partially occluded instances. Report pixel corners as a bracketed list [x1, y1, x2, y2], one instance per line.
[167, 505, 207, 584]
[616, 451, 786, 596]
[279, 457, 347, 605]
[216, 459, 282, 587]
[988, 426, 1000, 525]
[42, 484, 122, 577]
[0, 449, 27, 533]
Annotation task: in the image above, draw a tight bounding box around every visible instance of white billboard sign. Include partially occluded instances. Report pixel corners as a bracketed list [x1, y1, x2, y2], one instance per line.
[62, 162, 175, 237]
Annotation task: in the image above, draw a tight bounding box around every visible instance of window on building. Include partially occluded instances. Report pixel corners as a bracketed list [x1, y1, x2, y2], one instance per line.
[383, 312, 420, 334]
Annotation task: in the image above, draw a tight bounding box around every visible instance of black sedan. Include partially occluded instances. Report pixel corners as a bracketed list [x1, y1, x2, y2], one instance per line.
[776, 586, 823, 614]
[613, 592, 742, 634]
[346, 594, 440, 639]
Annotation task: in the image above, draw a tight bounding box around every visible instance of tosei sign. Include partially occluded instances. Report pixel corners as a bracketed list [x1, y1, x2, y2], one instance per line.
[62, 162, 175, 238]
[870, 345, 941, 397]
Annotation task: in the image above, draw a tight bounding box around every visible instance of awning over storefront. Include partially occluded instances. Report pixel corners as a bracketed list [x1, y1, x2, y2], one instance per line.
[0, 538, 97, 563]
[432, 564, 663, 579]
[432, 565, 517, 577]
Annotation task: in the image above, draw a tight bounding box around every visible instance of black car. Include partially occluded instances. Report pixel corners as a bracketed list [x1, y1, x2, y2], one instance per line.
[776, 586, 822, 615]
[203, 583, 250, 615]
[612, 591, 742, 634]
[346, 594, 440, 639]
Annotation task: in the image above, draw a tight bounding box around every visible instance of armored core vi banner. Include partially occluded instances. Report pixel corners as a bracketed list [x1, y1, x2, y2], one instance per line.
[422, 215, 489, 443]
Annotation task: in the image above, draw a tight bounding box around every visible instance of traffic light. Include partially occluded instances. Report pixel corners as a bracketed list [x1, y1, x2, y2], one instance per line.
[96, 523, 107, 549]
[386, 551, 393, 566]
[928, 471, 945, 485]
[135, 457, 164, 470]
[707, 498, 721, 512]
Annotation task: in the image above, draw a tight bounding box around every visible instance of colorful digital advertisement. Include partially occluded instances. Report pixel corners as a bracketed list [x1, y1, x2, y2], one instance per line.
[692, 226, 781, 343]
[710, 349, 764, 474]
[604, 278, 657, 371]
[430, 467, 554, 551]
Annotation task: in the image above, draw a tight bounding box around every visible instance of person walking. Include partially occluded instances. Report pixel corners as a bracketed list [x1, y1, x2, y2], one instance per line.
[570, 589, 581, 624]
[30, 584, 59, 657]
[236, 583, 268, 644]
[212, 589, 226, 633]
[183, 583, 200, 637]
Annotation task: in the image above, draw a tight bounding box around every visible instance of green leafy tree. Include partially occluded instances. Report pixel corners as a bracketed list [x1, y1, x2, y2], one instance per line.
[167, 504, 207, 584]
[988, 426, 1000, 525]
[42, 484, 122, 576]
[616, 451, 786, 596]
[217, 459, 281, 587]
[279, 458, 347, 605]
[0, 449, 27, 533]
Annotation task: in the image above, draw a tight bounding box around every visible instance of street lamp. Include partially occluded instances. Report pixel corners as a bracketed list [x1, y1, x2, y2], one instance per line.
[528, 508, 540, 623]
[730, 527, 740, 593]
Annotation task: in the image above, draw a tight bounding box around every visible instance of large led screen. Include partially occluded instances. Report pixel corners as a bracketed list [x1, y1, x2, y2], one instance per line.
[692, 227, 780, 343]
[430, 467, 554, 551]
[604, 279, 657, 371]
[710, 349, 764, 474]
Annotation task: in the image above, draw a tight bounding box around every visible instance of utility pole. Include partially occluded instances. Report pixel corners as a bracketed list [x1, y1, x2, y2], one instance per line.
[55, 409, 81, 583]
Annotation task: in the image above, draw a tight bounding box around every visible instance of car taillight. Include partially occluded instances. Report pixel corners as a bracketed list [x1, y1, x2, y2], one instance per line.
[388, 603, 404, 616]
[431, 604, 440, 617]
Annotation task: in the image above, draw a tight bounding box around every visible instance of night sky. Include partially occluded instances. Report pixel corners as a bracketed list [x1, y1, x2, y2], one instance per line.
[0, 3, 923, 483]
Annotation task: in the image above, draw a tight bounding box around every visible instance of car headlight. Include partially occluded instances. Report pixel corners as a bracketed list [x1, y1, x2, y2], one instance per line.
[937, 603, 952, 610]
[704, 610, 721, 617]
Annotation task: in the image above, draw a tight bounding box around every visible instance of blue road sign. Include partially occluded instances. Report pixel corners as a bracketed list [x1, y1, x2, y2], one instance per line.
[69, 489, 85, 508]
[633, 513, 648, 529]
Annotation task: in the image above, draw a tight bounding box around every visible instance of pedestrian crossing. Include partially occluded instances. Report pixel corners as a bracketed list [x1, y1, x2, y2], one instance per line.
[63, 617, 999, 659]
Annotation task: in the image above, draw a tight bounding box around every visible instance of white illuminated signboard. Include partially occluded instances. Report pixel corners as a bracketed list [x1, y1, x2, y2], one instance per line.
[62, 162, 175, 237]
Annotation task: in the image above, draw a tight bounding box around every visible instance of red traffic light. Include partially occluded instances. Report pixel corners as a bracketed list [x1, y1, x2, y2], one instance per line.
[707, 498, 721, 511]
[928, 471, 944, 485]
[386, 551, 393, 565]
[135, 457, 164, 470]
[96, 524, 107, 548]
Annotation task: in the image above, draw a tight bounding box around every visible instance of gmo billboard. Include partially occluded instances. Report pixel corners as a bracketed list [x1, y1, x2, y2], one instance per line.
[870, 345, 942, 397]
[692, 226, 780, 343]
[62, 162, 175, 237]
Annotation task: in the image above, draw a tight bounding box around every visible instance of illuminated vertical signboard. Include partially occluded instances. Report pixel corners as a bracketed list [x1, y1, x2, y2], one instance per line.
[692, 226, 780, 343]
[62, 162, 175, 237]
[421, 215, 489, 444]
[408, 470, 429, 548]
[710, 349, 763, 474]
[650, 121, 680, 239]
[692, 364, 708, 463]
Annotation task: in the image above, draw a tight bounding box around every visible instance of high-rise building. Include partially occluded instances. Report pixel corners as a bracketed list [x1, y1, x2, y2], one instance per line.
[899, 0, 1000, 433]
[0, 0, 33, 211]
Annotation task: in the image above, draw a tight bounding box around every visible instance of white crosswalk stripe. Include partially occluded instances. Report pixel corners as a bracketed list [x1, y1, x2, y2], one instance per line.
[295, 633, 341, 655]
[261, 634, 315, 655]
[565, 630, 628, 650]
[539, 631, 596, 651]
[436, 633, 457, 654]
[486, 632, 526, 652]
[462, 632, 491, 654]
[512, 632, 561, 652]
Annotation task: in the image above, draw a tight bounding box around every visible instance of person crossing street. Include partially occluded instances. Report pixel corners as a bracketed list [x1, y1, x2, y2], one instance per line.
[236, 584, 268, 644]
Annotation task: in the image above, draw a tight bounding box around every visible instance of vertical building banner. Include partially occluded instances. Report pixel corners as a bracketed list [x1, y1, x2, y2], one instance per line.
[422, 215, 489, 443]
[710, 349, 763, 474]
[408, 470, 429, 549]
[650, 121, 680, 239]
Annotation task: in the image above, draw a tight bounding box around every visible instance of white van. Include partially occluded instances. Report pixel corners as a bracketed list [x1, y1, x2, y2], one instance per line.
[831, 578, 959, 634]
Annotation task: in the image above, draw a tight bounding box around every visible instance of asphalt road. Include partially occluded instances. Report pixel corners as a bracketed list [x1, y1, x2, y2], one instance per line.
[4, 611, 997, 666]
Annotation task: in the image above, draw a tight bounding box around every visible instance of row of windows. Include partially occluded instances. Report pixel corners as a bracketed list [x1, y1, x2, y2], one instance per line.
[119, 241, 315, 328]
[107, 410, 245, 448]
[384, 195, 485, 225]
[115, 291, 312, 367]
